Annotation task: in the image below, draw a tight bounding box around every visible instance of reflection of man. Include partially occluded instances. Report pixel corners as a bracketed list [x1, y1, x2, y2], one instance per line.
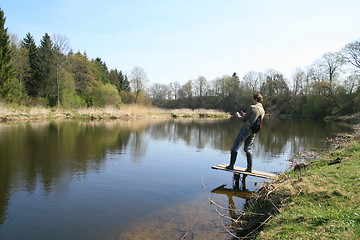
[211, 182, 253, 233]
[226, 94, 265, 172]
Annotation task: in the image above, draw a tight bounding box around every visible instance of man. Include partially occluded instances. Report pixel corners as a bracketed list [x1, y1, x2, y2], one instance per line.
[226, 93, 265, 172]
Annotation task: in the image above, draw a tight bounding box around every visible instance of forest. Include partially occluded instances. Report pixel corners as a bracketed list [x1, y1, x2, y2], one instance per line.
[0, 8, 359, 118]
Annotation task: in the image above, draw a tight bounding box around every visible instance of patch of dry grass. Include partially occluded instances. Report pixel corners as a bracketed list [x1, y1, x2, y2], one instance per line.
[0, 102, 228, 122]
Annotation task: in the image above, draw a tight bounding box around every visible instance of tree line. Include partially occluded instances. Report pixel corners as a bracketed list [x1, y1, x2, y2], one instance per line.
[0, 8, 151, 108]
[149, 43, 360, 118]
[1, 8, 359, 118]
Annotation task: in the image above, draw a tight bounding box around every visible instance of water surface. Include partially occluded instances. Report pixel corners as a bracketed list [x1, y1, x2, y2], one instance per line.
[0, 118, 352, 239]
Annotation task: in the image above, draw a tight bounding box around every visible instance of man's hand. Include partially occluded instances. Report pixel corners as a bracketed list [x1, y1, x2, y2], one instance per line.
[235, 112, 241, 117]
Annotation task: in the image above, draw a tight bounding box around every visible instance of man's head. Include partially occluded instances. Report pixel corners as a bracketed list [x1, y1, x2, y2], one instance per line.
[253, 93, 263, 103]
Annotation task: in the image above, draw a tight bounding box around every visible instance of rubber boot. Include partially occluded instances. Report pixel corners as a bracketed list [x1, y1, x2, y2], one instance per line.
[226, 151, 237, 170]
[245, 152, 252, 172]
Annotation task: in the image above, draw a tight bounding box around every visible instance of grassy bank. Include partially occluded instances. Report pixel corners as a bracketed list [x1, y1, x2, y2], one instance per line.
[0, 103, 229, 122]
[238, 126, 360, 239]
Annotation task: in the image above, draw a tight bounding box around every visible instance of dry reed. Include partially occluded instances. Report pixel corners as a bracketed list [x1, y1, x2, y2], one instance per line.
[0, 103, 228, 122]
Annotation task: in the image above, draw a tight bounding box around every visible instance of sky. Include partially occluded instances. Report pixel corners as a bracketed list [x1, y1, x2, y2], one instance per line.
[2, 0, 360, 85]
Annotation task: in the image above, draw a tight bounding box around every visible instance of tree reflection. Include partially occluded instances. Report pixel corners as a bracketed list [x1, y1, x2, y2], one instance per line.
[148, 118, 351, 155]
[0, 118, 351, 224]
[0, 120, 158, 223]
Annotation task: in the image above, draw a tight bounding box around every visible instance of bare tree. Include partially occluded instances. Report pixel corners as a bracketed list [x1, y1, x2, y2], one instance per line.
[291, 68, 306, 96]
[342, 40, 360, 69]
[208, 79, 215, 96]
[344, 71, 360, 94]
[303, 69, 312, 95]
[321, 52, 344, 91]
[242, 71, 262, 93]
[130, 66, 148, 103]
[169, 81, 180, 100]
[212, 77, 225, 97]
[307, 61, 327, 83]
[150, 83, 170, 102]
[194, 75, 207, 97]
[52, 34, 70, 106]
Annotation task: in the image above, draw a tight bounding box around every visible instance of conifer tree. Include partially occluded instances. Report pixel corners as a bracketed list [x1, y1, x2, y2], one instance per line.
[37, 33, 55, 99]
[0, 8, 14, 100]
[22, 32, 38, 96]
[118, 70, 130, 91]
[92, 57, 109, 84]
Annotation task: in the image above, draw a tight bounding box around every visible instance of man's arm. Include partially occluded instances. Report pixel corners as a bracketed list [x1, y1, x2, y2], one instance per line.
[242, 106, 254, 122]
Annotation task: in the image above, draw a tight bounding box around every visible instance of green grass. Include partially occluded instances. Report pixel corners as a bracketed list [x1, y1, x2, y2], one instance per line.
[254, 142, 360, 240]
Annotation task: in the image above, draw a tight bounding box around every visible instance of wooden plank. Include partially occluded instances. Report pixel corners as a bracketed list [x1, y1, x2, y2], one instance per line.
[211, 163, 276, 179]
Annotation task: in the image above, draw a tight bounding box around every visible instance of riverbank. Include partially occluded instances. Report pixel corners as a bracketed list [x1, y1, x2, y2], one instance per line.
[236, 124, 360, 239]
[325, 112, 360, 123]
[0, 104, 229, 122]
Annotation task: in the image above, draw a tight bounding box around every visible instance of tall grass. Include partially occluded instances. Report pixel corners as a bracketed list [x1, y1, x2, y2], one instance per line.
[0, 102, 13, 115]
[0, 102, 227, 121]
[65, 105, 226, 116]
[0, 103, 50, 115]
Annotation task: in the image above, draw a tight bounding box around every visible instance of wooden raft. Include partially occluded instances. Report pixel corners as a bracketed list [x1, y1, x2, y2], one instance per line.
[211, 163, 276, 179]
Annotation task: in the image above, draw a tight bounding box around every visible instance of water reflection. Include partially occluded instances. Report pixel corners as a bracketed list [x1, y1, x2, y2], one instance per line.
[211, 175, 255, 238]
[0, 118, 352, 239]
[147, 118, 351, 155]
[258, 118, 348, 157]
[0, 120, 160, 224]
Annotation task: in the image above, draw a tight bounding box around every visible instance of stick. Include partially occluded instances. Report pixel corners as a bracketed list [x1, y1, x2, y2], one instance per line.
[241, 215, 272, 239]
[179, 232, 187, 240]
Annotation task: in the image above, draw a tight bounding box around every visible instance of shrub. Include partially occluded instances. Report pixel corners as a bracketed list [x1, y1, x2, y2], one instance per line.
[120, 91, 136, 104]
[61, 89, 85, 109]
[93, 83, 121, 107]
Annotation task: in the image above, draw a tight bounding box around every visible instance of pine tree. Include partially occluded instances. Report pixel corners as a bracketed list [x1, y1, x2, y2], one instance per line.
[118, 70, 130, 91]
[92, 57, 109, 84]
[22, 32, 38, 96]
[109, 69, 119, 89]
[37, 33, 55, 99]
[0, 8, 14, 100]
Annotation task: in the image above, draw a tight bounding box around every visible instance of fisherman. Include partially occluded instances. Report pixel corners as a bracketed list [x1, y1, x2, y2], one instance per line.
[226, 93, 265, 172]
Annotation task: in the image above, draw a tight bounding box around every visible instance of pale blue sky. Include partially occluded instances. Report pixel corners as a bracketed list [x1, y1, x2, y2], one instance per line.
[2, 0, 360, 84]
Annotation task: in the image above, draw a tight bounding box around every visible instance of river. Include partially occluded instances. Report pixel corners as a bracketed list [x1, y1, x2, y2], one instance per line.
[0, 118, 352, 240]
